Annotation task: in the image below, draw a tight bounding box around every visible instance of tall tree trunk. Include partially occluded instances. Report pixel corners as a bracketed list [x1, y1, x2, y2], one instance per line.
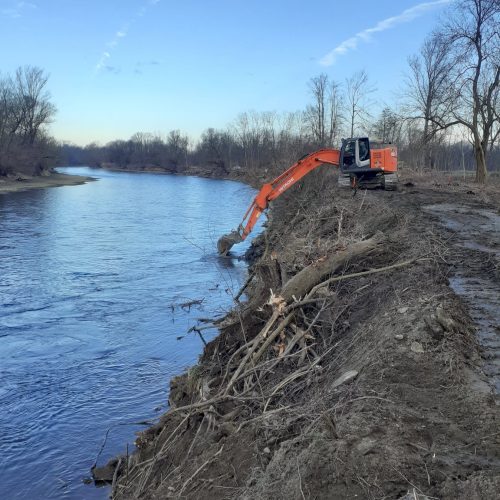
[474, 142, 487, 183]
[350, 104, 355, 138]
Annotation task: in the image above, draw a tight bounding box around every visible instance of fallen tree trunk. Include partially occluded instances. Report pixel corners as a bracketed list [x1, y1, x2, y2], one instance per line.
[280, 232, 386, 302]
[213, 232, 386, 336]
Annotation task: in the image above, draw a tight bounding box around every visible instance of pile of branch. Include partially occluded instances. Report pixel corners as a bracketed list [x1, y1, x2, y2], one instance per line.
[115, 231, 423, 497]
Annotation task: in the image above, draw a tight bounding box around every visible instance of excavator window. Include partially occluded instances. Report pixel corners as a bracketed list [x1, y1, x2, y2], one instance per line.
[342, 140, 356, 167]
[340, 138, 370, 170]
[359, 138, 369, 162]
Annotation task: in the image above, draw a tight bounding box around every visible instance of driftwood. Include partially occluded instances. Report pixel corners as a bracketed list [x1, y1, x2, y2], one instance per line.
[280, 232, 386, 302]
[179, 298, 204, 311]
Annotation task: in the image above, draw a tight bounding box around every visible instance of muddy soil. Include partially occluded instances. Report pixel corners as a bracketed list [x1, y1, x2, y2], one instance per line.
[107, 171, 499, 500]
[423, 203, 500, 392]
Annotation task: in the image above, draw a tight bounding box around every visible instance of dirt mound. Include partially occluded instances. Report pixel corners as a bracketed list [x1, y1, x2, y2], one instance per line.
[106, 171, 500, 499]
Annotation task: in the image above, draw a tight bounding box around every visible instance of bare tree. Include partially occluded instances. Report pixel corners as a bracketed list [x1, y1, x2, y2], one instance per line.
[345, 70, 375, 137]
[405, 33, 455, 168]
[233, 112, 252, 168]
[372, 107, 404, 144]
[197, 128, 231, 173]
[14, 66, 57, 145]
[306, 74, 344, 147]
[0, 75, 25, 149]
[306, 74, 327, 146]
[327, 80, 343, 146]
[0, 66, 57, 175]
[166, 130, 189, 171]
[443, 0, 499, 182]
[0, 76, 14, 148]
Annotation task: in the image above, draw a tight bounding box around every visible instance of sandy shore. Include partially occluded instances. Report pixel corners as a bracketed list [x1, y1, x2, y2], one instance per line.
[0, 172, 94, 194]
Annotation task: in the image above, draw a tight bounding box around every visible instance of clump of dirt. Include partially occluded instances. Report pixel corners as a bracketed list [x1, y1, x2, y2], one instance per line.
[106, 170, 500, 499]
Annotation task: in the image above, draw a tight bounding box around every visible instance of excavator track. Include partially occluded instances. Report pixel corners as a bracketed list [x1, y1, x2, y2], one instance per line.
[382, 173, 398, 191]
[337, 173, 351, 188]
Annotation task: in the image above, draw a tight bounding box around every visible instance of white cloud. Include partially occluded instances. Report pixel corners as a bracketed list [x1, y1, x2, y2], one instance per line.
[319, 0, 452, 66]
[2, 1, 36, 19]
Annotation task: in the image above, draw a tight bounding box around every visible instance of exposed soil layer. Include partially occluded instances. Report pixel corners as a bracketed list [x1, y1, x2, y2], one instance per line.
[108, 171, 499, 499]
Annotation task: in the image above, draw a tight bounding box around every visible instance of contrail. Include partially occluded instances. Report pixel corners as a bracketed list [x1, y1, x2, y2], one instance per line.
[319, 0, 452, 66]
[95, 0, 162, 73]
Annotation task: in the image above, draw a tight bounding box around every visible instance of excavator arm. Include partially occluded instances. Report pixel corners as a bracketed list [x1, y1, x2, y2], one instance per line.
[217, 149, 340, 254]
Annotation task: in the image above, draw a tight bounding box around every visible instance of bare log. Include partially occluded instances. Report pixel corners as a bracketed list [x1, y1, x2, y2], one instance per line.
[281, 232, 386, 302]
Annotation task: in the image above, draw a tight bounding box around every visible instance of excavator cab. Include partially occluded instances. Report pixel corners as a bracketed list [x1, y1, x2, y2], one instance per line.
[339, 137, 397, 189]
[340, 137, 371, 172]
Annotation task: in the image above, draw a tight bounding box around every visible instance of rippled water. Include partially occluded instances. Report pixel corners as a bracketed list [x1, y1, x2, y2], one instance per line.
[0, 167, 257, 499]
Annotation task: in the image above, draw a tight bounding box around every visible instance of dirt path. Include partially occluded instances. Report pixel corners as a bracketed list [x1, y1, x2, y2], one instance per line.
[382, 179, 500, 395]
[423, 202, 500, 393]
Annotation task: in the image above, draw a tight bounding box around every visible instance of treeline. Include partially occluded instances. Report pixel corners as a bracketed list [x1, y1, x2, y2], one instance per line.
[4, 0, 498, 182]
[58, 1, 499, 182]
[400, 0, 499, 182]
[58, 102, 499, 181]
[58, 112, 318, 177]
[0, 66, 57, 176]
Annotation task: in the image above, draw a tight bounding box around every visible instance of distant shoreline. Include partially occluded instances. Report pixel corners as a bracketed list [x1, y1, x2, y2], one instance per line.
[99, 163, 263, 189]
[0, 164, 260, 197]
[0, 172, 94, 195]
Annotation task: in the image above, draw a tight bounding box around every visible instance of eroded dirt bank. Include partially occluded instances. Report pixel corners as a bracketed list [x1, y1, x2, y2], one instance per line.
[107, 170, 499, 499]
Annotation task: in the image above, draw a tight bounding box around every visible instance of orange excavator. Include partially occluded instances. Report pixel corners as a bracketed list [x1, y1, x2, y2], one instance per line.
[217, 137, 398, 255]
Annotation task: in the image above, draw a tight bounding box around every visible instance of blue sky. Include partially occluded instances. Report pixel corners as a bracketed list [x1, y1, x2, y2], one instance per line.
[0, 0, 453, 145]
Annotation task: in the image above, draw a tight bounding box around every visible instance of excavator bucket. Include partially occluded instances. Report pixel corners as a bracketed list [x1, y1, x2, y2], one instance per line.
[217, 230, 243, 255]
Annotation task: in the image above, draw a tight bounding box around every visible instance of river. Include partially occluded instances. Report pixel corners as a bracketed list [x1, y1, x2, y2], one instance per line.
[0, 167, 257, 499]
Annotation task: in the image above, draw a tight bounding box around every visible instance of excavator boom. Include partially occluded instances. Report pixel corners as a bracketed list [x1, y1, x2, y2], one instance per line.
[217, 138, 398, 255]
[217, 149, 340, 255]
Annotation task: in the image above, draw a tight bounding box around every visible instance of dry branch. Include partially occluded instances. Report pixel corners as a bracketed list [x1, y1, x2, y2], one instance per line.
[111, 458, 123, 497]
[234, 272, 255, 302]
[178, 444, 225, 496]
[307, 256, 426, 297]
[280, 232, 386, 302]
[223, 310, 280, 395]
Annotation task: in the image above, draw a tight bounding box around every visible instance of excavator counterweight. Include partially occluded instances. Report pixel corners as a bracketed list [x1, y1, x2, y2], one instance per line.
[217, 138, 398, 255]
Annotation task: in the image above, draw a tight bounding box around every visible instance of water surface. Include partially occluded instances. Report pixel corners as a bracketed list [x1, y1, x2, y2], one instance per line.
[0, 167, 257, 499]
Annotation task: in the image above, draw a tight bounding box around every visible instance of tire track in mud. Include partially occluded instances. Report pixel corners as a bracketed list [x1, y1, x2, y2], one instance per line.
[424, 203, 500, 393]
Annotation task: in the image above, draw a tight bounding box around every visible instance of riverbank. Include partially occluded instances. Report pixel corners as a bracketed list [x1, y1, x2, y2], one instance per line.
[0, 172, 93, 194]
[97, 164, 263, 189]
[101, 169, 499, 499]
